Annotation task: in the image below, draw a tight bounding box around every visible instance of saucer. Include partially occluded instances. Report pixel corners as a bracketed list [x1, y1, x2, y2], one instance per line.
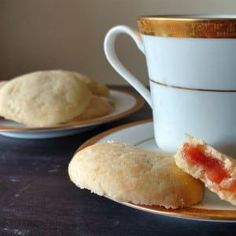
[80, 119, 236, 222]
[0, 90, 143, 139]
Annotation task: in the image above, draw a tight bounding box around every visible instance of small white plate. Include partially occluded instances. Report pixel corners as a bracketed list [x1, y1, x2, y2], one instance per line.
[0, 90, 143, 139]
[80, 120, 236, 222]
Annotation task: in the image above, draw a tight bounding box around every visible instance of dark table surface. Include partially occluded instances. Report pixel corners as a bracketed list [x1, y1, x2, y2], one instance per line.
[1, 86, 236, 236]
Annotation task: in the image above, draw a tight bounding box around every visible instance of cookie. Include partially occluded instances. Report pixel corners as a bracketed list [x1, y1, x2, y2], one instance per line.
[67, 71, 109, 97]
[0, 81, 6, 89]
[69, 96, 113, 122]
[0, 70, 92, 127]
[68, 143, 204, 209]
[175, 135, 236, 206]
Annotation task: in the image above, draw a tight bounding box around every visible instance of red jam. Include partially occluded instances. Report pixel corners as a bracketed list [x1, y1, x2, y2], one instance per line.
[226, 181, 236, 192]
[182, 143, 229, 184]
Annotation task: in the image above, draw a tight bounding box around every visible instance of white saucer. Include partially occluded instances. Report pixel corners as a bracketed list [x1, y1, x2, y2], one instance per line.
[0, 90, 143, 139]
[80, 120, 236, 222]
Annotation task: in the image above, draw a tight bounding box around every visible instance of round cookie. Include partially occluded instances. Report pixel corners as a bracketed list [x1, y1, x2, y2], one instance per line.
[68, 71, 110, 97]
[0, 81, 7, 89]
[0, 70, 92, 127]
[69, 96, 113, 122]
[68, 143, 204, 209]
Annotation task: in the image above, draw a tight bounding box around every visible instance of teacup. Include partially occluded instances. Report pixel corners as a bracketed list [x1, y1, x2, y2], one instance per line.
[104, 15, 236, 154]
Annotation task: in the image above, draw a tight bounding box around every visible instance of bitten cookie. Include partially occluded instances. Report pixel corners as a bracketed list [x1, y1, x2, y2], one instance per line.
[0, 70, 92, 127]
[175, 135, 236, 206]
[68, 142, 204, 209]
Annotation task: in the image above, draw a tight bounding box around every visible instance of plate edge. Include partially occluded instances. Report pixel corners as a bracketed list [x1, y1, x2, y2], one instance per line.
[78, 119, 152, 151]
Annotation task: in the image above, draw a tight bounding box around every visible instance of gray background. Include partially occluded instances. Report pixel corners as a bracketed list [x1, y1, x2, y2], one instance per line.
[1, 0, 236, 85]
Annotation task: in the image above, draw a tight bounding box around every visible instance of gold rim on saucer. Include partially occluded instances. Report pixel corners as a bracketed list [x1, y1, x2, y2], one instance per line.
[137, 15, 236, 38]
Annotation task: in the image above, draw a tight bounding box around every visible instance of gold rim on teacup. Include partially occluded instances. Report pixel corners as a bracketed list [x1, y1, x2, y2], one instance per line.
[137, 15, 236, 38]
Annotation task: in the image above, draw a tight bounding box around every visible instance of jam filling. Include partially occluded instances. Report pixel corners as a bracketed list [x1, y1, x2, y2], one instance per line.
[182, 143, 231, 187]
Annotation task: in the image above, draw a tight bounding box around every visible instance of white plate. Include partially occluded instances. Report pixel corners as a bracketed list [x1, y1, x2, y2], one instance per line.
[80, 120, 236, 222]
[0, 90, 143, 139]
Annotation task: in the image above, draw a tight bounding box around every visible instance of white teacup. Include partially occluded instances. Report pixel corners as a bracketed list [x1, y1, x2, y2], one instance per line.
[104, 15, 236, 154]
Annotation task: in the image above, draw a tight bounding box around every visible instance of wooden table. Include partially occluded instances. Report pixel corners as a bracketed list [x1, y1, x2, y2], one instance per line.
[1, 87, 236, 236]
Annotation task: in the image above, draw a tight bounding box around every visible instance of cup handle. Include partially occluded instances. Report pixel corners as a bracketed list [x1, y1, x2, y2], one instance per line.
[104, 25, 152, 108]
